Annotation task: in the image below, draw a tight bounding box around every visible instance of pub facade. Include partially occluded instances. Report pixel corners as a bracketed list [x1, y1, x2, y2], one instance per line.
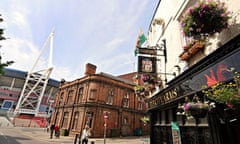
[148, 36, 240, 143]
[143, 0, 240, 143]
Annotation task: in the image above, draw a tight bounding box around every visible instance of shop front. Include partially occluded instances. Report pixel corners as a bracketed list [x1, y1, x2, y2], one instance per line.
[148, 34, 240, 144]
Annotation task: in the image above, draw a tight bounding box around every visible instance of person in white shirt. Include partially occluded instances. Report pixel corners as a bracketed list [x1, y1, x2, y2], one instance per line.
[81, 125, 91, 144]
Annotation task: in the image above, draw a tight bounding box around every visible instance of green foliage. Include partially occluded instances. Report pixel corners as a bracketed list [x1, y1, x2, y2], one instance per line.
[140, 116, 149, 124]
[0, 14, 14, 75]
[0, 15, 5, 40]
[134, 85, 145, 93]
[202, 70, 240, 106]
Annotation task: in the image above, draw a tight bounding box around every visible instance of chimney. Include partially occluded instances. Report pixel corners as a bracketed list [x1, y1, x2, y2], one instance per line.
[85, 63, 97, 75]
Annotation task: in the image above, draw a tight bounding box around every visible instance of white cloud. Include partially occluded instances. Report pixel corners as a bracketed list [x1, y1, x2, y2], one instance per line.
[1, 38, 39, 70]
[1, 1, 35, 70]
[11, 12, 28, 29]
[51, 65, 73, 81]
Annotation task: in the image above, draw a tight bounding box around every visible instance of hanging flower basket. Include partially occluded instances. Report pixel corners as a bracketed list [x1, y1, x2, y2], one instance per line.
[181, 0, 231, 37]
[179, 40, 205, 61]
[188, 103, 208, 118]
[135, 85, 145, 93]
[134, 85, 146, 97]
[177, 96, 211, 119]
[184, 102, 209, 118]
[141, 74, 157, 84]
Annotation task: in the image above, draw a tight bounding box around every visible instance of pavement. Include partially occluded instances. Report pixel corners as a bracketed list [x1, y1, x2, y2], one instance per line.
[0, 116, 150, 144]
[0, 116, 14, 127]
[18, 127, 150, 144]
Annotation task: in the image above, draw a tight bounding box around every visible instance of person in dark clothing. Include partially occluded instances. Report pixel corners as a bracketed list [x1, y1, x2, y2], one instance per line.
[50, 124, 55, 139]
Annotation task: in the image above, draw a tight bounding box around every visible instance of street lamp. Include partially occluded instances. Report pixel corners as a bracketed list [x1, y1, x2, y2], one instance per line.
[103, 111, 110, 144]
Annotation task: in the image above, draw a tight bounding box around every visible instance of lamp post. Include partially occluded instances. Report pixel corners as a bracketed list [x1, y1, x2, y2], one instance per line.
[103, 111, 109, 144]
[104, 118, 107, 144]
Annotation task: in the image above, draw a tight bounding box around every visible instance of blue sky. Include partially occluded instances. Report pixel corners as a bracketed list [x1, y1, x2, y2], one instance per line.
[0, 0, 158, 81]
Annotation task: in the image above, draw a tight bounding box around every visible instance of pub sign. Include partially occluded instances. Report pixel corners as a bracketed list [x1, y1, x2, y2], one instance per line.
[138, 56, 156, 73]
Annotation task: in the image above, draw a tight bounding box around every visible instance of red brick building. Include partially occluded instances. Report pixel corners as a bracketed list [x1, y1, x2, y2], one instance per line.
[50, 63, 149, 137]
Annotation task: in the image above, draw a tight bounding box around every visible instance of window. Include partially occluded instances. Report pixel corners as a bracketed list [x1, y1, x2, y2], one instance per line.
[106, 89, 114, 105]
[89, 89, 97, 100]
[123, 117, 129, 125]
[62, 112, 69, 128]
[86, 112, 93, 127]
[76, 87, 84, 103]
[67, 90, 74, 104]
[122, 93, 129, 108]
[72, 112, 79, 130]
[59, 92, 64, 104]
[138, 97, 143, 110]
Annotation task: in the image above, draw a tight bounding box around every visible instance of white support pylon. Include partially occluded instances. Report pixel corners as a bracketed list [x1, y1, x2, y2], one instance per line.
[14, 31, 54, 116]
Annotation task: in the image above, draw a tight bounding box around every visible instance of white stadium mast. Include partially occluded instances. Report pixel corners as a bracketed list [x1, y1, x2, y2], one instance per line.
[14, 31, 54, 116]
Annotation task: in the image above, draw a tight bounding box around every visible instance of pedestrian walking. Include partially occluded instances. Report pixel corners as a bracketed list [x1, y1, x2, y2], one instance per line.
[81, 125, 91, 144]
[54, 125, 60, 138]
[50, 123, 55, 139]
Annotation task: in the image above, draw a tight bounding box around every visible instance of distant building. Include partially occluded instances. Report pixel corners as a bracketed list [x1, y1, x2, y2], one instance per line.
[51, 63, 149, 137]
[0, 68, 59, 114]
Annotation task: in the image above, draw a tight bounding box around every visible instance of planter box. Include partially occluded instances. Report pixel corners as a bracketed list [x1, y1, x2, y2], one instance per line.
[188, 41, 204, 55]
[179, 51, 191, 61]
[180, 41, 205, 61]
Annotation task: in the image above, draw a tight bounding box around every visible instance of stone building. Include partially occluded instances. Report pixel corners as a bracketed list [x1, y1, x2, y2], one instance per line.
[50, 63, 149, 137]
